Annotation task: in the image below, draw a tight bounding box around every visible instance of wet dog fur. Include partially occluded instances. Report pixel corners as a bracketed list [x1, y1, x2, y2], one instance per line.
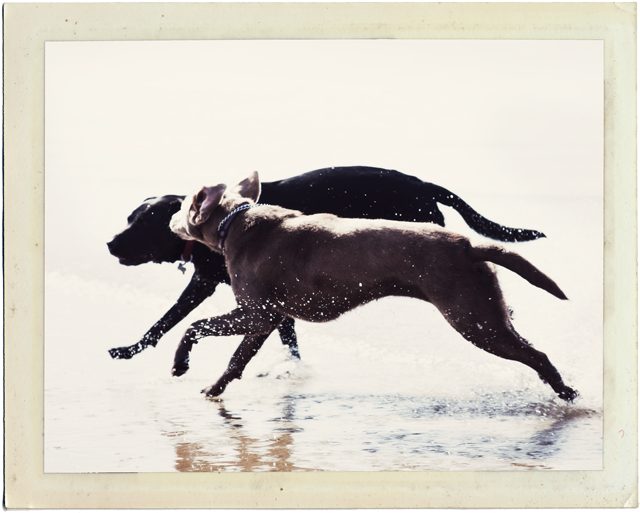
[107, 166, 546, 361]
[169, 172, 577, 402]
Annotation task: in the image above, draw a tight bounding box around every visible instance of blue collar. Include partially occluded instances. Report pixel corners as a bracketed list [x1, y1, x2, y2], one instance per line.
[217, 203, 269, 252]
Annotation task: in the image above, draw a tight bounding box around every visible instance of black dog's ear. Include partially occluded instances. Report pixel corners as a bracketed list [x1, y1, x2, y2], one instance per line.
[168, 196, 185, 214]
[230, 171, 261, 203]
[189, 184, 227, 225]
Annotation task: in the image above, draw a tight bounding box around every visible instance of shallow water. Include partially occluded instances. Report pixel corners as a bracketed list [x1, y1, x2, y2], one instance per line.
[44, 195, 602, 472]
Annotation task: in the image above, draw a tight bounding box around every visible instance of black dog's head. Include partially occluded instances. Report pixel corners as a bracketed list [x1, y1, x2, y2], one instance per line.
[107, 195, 186, 266]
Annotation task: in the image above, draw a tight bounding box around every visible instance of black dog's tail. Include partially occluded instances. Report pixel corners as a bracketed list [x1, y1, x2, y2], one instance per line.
[428, 184, 546, 242]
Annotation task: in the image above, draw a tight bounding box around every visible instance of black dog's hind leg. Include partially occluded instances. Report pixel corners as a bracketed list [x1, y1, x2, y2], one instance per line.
[109, 273, 219, 359]
[277, 317, 300, 358]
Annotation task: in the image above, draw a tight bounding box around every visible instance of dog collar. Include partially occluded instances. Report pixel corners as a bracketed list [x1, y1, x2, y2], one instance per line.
[217, 203, 269, 252]
[177, 240, 196, 274]
[181, 240, 195, 262]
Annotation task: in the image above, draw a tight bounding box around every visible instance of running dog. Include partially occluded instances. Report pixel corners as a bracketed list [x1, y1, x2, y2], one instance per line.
[107, 166, 545, 361]
[168, 172, 577, 401]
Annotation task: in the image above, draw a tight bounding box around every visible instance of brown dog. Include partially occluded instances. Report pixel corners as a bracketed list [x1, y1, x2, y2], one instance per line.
[170, 172, 577, 402]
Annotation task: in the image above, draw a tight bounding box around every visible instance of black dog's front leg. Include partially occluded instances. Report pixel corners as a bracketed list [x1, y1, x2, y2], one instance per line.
[109, 273, 219, 360]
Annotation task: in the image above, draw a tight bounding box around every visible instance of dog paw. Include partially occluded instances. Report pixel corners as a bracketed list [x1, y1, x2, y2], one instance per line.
[109, 346, 134, 360]
[171, 359, 189, 377]
[201, 383, 225, 397]
[287, 348, 301, 359]
[109, 341, 149, 359]
[558, 387, 579, 402]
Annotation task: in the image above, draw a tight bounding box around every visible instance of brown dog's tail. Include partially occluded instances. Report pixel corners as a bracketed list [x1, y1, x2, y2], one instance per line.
[470, 244, 568, 300]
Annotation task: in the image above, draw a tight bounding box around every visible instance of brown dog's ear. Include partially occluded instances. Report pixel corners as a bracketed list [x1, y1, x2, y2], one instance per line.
[189, 184, 227, 225]
[229, 171, 261, 203]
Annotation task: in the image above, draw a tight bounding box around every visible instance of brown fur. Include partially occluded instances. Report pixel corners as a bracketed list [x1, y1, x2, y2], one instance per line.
[169, 172, 577, 401]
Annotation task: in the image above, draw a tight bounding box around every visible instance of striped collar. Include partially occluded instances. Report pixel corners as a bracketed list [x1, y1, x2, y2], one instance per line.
[217, 203, 269, 252]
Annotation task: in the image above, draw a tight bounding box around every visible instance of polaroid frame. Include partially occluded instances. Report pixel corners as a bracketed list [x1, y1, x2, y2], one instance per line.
[4, 2, 637, 508]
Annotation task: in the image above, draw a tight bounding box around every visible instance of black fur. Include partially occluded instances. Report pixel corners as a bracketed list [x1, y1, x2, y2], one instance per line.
[107, 166, 544, 360]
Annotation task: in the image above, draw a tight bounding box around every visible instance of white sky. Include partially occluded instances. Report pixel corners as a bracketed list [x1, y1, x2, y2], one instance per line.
[45, 39, 603, 214]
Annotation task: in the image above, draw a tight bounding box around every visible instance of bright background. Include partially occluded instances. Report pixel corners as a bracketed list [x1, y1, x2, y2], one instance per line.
[45, 39, 603, 275]
[44, 40, 603, 473]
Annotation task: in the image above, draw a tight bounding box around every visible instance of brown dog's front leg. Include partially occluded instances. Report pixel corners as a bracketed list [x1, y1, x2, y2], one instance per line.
[172, 330, 197, 377]
[202, 334, 272, 397]
[171, 307, 283, 385]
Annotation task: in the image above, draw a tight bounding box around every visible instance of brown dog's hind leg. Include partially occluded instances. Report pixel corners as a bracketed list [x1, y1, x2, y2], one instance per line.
[471, 326, 577, 401]
[433, 266, 577, 401]
[444, 311, 578, 401]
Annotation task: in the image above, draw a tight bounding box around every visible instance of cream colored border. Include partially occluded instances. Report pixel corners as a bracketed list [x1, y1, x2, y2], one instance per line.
[4, 2, 637, 509]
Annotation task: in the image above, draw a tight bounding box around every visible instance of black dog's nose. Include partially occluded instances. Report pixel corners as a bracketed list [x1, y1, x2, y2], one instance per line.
[107, 239, 119, 256]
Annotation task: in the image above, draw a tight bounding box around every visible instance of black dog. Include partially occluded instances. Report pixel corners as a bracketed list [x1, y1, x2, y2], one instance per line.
[107, 166, 544, 360]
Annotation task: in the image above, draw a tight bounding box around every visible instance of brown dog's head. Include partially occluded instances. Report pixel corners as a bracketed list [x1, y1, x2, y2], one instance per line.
[170, 171, 261, 246]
